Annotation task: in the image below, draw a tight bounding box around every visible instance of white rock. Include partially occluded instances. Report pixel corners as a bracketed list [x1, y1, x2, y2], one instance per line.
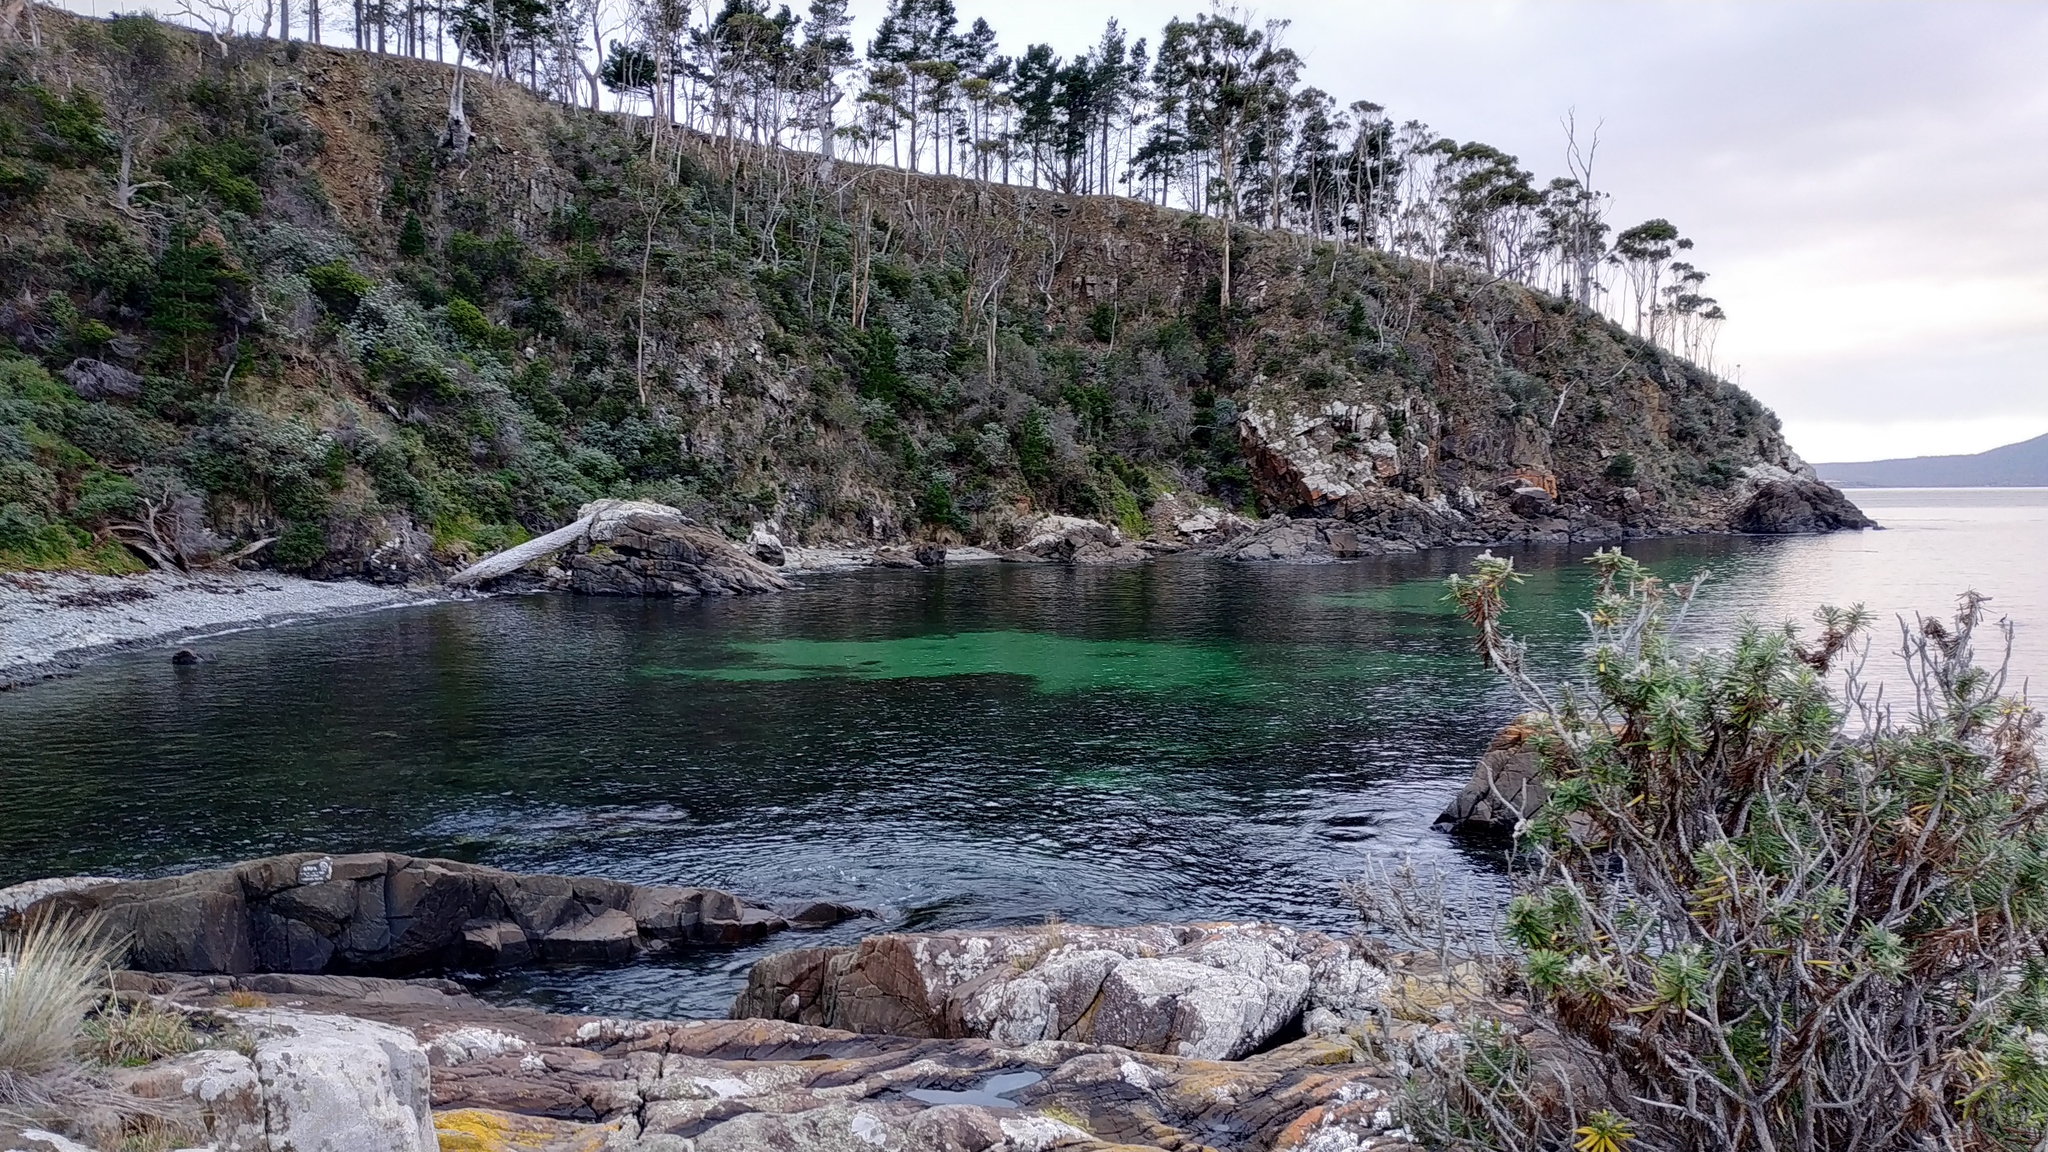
[1092, 936, 1312, 1060]
[238, 1011, 436, 1152]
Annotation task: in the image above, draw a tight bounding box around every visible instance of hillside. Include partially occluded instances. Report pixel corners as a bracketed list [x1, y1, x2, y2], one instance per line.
[1818, 432, 2048, 488]
[0, 11, 1859, 579]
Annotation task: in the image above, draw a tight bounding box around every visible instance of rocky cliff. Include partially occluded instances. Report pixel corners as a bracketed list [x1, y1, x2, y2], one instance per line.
[0, 9, 1863, 578]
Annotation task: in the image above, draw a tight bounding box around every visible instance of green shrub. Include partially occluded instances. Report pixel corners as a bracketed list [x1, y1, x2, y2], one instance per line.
[1431, 551, 2048, 1151]
[398, 212, 428, 258]
[305, 259, 372, 317]
[1603, 451, 1637, 483]
[445, 297, 511, 349]
[157, 139, 263, 213]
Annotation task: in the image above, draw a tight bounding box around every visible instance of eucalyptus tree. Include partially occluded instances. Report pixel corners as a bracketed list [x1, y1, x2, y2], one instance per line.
[867, 0, 958, 172]
[1611, 217, 1687, 338]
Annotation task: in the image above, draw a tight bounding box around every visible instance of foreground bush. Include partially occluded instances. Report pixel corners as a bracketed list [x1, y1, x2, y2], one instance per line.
[1427, 551, 2048, 1151]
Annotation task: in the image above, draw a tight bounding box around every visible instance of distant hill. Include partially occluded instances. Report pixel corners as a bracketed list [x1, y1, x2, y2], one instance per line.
[1817, 432, 2048, 488]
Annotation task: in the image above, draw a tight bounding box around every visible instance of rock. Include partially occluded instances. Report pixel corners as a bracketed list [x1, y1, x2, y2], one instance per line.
[747, 524, 786, 566]
[171, 648, 201, 665]
[240, 1010, 438, 1152]
[1008, 516, 1146, 565]
[913, 542, 948, 567]
[1150, 492, 1254, 546]
[115, 1047, 264, 1151]
[0, 875, 117, 930]
[732, 922, 1388, 1059]
[1508, 486, 1557, 518]
[538, 909, 639, 963]
[310, 514, 444, 585]
[1732, 477, 1875, 534]
[784, 899, 868, 929]
[564, 503, 789, 597]
[870, 545, 921, 568]
[1434, 718, 1544, 835]
[1237, 393, 1403, 517]
[0, 1128, 96, 1152]
[59, 357, 144, 399]
[13, 853, 836, 977]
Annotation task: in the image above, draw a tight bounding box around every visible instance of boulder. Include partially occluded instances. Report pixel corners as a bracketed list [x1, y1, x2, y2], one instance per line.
[746, 524, 786, 566]
[870, 545, 921, 568]
[309, 514, 444, 585]
[913, 542, 948, 567]
[566, 504, 790, 596]
[732, 922, 1388, 1059]
[1434, 719, 1544, 835]
[116, 1047, 264, 1151]
[59, 357, 144, 400]
[1732, 477, 1875, 534]
[240, 1010, 437, 1152]
[1007, 516, 1146, 565]
[4, 854, 842, 977]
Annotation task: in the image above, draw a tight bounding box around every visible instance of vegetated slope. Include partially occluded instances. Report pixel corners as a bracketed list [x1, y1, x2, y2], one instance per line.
[1818, 432, 2048, 488]
[0, 11, 1813, 578]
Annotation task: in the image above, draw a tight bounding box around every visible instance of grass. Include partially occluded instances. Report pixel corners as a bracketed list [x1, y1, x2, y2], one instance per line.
[0, 914, 116, 1121]
[82, 998, 195, 1067]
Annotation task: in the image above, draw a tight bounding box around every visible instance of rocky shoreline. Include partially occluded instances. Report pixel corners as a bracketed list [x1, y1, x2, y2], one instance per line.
[3, 856, 1512, 1151]
[0, 468, 1872, 692]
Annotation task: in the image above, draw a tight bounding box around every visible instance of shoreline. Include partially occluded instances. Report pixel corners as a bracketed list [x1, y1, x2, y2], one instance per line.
[0, 569, 442, 690]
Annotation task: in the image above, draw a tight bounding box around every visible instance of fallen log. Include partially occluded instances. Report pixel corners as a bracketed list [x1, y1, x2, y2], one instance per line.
[446, 510, 600, 587]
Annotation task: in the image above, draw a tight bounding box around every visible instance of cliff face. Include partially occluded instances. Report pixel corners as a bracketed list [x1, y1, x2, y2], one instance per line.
[0, 11, 1853, 577]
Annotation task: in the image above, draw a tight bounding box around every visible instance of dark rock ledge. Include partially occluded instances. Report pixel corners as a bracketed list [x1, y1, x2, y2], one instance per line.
[0, 851, 863, 976]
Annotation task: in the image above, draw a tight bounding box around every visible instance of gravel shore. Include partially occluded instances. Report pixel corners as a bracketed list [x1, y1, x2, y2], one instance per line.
[0, 570, 435, 689]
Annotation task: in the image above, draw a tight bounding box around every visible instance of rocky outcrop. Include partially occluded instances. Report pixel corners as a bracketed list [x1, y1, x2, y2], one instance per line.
[106, 1009, 436, 1152]
[2, 853, 858, 976]
[1005, 515, 1149, 565]
[564, 503, 790, 596]
[116, 963, 1513, 1151]
[1732, 475, 1876, 534]
[1238, 395, 1403, 519]
[730, 922, 1391, 1060]
[1434, 719, 1545, 835]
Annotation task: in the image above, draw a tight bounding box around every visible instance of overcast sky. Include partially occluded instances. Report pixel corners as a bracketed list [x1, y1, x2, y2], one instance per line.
[837, 0, 2048, 464]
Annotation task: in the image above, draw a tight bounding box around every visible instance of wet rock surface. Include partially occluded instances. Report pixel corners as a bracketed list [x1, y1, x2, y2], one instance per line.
[1006, 516, 1150, 565]
[1433, 719, 1545, 835]
[2, 853, 855, 976]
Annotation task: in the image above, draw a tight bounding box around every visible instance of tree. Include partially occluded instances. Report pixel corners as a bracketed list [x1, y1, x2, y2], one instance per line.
[1611, 217, 1687, 339]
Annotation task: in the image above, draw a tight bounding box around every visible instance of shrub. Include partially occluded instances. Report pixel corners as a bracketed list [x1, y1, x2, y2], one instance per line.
[305, 259, 373, 318]
[1603, 451, 1637, 483]
[1429, 550, 2048, 1151]
[445, 297, 511, 349]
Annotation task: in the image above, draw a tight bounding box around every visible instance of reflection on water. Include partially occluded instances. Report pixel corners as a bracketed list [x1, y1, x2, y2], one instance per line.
[2, 489, 2040, 1017]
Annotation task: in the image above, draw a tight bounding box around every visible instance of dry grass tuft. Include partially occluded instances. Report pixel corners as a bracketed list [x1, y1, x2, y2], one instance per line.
[222, 989, 267, 1010]
[0, 914, 116, 1121]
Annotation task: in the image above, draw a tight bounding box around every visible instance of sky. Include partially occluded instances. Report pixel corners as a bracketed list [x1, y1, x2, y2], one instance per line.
[836, 0, 2048, 465]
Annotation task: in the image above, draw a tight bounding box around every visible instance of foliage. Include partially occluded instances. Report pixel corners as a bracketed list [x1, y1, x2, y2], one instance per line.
[0, 915, 116, 1120]
[81, 998, 196, 1068]
[1433, 550, 2048, 1150]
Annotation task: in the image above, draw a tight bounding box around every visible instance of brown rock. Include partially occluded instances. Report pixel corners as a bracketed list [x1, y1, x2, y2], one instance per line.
[1433, 718, 1545, 835]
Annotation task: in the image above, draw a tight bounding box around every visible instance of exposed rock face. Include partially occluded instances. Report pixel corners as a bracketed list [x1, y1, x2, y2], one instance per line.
[730, 922, 1389, 1060]
[117, 1047, 265, 1150]
[3, 853, 851, 976]
[1238, 395, 1402, 518]
[58, 357, 144, 400]
[1434, 719, 1545, 835]
[309, 513, 444, 584]
[122, 966, 1499, 1151]
[1733, 476, 1876, 534]
[565, 503, 790, 596]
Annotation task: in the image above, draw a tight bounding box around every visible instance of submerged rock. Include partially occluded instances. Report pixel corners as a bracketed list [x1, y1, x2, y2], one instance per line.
[1, 853, 858, 976]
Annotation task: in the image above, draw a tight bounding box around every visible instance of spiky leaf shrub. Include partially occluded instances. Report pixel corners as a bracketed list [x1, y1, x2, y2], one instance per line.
[1439, 550, 2048, 1151]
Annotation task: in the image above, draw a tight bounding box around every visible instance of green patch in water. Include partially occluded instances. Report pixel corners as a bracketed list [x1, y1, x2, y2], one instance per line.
[653, 630, 1254, 696]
